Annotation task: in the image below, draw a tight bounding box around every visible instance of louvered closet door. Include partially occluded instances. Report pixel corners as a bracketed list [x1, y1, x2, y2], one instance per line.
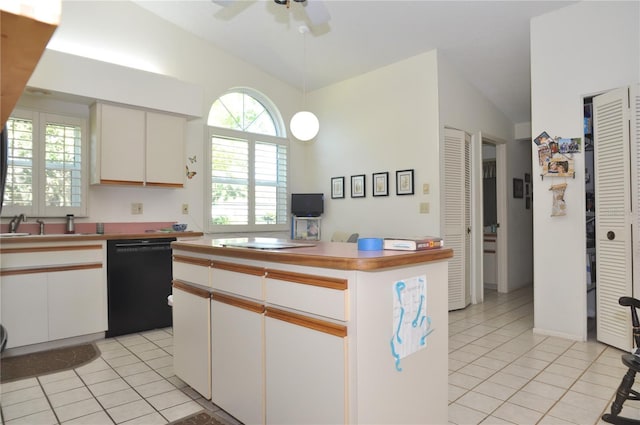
[594, 87, 632, 350]
[444, 127, 471, 310]
[631, 85, 640, 297]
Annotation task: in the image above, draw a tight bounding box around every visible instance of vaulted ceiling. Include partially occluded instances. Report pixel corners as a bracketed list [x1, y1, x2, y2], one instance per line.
[132, 0, 575, 124]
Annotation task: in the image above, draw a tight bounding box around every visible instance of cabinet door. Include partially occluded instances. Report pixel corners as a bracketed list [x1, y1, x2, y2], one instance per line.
[265, 309, 347, 425]
[146, 111, 185, 187]
[172, 282, 211, 399]
[97, 103, 145, 184]
[48, 267, 107, 340]
[211, 294, 264, 425]
[1, 273, 48, 348]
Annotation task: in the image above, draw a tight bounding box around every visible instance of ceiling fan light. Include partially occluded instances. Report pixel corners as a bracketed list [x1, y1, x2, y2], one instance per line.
[290, 111, 319, 141]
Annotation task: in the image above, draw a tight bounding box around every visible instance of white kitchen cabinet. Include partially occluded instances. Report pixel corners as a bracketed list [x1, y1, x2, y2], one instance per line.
[211, 293, 264, 425]
[48, 267, 106, 341]
[172, 281, 212, 399]
[1, 274, 49, 348]
[265, 308, 346, 425]
[90, 102, 185, 187]
[0, 241, 107, 349]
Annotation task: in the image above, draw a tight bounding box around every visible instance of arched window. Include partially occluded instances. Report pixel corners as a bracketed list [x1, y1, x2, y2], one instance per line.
[206, 89, 289, 232]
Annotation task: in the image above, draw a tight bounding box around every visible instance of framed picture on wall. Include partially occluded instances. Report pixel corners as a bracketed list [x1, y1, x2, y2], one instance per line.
[331, 176, 345, 199]
[513, 178, 524, 199]
[396, 169, 414, 195]
[372, 172, 389, 197]
[351, 174, 366, 198]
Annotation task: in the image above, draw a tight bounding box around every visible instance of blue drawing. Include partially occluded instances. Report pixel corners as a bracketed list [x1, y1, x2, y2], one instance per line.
[390, 275, 435, 371]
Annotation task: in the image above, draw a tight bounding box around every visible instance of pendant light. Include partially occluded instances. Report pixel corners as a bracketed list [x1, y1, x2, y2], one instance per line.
[290, 25, 319, 141]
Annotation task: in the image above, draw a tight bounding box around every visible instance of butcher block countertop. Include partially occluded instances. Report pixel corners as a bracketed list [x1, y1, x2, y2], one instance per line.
[172, 237, 453, 271]
[0, 231, 203, 244]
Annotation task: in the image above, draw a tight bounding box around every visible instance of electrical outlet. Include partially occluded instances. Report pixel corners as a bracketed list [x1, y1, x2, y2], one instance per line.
[419, 202, 430, 214]
[131, 203, 143, 214]
[182, 204, 189, 215]
[423, 183, 430, 194]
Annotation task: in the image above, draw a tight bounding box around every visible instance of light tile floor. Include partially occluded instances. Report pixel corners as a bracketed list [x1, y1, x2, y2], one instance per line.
[0, 286, 636, 425]
[448, 286, 636, 425]
[0, 329, 241, 425]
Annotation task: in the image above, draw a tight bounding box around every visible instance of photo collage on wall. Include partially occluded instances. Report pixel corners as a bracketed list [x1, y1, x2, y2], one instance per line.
[534, 131, 581, 177]
[534, 131, 582, 217]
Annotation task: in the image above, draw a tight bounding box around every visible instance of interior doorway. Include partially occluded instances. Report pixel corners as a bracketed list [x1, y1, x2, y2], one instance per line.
[482, 142, 498, 291]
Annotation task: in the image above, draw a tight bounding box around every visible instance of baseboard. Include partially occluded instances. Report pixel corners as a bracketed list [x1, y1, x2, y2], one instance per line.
[3, 332, 105, 357]
[532, 327, 585, 342]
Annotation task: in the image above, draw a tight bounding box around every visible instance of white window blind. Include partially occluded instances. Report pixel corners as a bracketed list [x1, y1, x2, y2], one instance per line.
[3, 109, 87, 217]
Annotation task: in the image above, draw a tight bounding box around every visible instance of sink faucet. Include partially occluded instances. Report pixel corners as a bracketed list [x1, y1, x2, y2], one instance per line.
[36, 219, 45, 235]
[8, 214, 26, 233]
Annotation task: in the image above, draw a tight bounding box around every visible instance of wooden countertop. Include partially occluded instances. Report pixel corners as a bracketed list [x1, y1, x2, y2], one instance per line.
[0, 231, 203, 244]
[172, 237, 453, 271]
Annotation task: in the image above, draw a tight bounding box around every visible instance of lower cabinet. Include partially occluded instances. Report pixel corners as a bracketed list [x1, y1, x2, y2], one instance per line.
[211, 293, 264, 425]
[1, 273, 48, 348]
[172, 281, 211, 399]
[0, 266, 105, 349]
[265, 308, 347, 425]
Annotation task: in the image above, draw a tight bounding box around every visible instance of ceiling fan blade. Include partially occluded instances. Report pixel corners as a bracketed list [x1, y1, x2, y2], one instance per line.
[304, 0, 330, 26]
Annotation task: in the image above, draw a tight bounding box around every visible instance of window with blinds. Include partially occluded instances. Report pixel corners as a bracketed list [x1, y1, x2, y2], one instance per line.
[207, 90, 288, 232]
[3, 110, 87, 217]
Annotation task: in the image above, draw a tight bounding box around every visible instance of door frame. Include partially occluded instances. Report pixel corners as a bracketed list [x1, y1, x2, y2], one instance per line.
[471, 132, 508, 304]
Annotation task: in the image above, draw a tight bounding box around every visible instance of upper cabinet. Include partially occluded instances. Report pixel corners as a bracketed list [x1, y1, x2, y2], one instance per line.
[90, 102, 186, 188]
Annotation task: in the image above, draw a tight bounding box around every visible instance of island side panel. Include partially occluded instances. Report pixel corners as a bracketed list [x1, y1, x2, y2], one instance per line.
[351, 261, 448, 424]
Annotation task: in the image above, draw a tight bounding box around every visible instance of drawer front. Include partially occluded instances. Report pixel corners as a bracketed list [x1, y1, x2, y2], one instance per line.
[211, 261, 264, 300]
[265, 269, 348, 322]
[0, 244, 104, 269]
[173, 255, 212, 287]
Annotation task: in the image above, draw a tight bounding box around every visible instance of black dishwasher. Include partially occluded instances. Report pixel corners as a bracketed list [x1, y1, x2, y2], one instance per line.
[106, 238, 176, 338]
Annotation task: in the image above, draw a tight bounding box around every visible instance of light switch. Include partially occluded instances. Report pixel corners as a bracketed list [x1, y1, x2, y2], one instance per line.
[419, 202, 430, 214]
[423, 183, 430, 194]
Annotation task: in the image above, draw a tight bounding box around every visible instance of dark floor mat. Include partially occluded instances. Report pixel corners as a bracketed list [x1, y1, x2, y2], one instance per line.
[170, 410, 229, 425]
[0, 343, 99, 382]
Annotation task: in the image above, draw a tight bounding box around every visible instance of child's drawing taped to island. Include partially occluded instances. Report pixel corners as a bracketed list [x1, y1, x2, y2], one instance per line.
[550, 183, 568, 217]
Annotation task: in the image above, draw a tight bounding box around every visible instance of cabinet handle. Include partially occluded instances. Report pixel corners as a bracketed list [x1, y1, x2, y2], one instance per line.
[266, 307, 347, 338]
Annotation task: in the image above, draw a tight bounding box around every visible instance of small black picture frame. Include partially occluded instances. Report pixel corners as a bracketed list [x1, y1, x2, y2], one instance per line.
[372, 172, 389, 197]
[513, 178, 524, 199]
[396, 169, 414, 195]
[331, 176, 345, 199]
[351, 174, 366, 198]
[524, 173, 531, 183]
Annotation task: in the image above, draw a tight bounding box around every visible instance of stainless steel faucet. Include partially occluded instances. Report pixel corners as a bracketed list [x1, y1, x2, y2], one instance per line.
[8, 214, 26, 233]
[36, 219, 45, 235]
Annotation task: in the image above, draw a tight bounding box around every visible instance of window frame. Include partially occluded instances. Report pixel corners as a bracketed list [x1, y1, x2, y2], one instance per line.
[205, 126, 289, 233]
[2, 108, 89, 218]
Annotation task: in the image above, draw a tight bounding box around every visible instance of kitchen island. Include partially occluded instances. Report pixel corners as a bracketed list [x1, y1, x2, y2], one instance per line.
[171, 237, 453, 425]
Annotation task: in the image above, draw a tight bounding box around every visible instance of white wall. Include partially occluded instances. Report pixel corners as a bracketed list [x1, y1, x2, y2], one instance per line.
[20, 0, 302, 232]
[531, 1, 640, 340]
[306, 51, 441, 239]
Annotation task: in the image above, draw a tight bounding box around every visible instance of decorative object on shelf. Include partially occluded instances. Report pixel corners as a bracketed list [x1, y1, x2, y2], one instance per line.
[550, 183, 568, 217]
[372, 171, 389, 197]
[396, 169, 414, 195]
[290, 25, 319, 142]
[172, 223, 188, 231]
[331, 176, 344, 199]
[513, 178, 524, 199]
[351, 174, 365, 198]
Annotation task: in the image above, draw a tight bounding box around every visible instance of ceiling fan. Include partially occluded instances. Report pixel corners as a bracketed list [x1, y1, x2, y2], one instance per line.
[211, 0, 331, 27]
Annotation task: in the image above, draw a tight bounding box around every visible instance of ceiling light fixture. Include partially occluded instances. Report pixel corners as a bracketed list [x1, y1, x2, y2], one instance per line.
[274, 0, 305, 6]
[290, 25, 319, 142]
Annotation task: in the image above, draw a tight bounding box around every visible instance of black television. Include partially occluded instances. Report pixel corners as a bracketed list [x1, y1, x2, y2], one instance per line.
[291, 193, 324, 217]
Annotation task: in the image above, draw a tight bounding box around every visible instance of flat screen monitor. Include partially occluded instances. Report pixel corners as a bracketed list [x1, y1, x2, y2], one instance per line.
[291, 193, 324, 217]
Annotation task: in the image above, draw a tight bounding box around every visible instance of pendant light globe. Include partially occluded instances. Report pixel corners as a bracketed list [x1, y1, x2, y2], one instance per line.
[290, 110, 319, 141]
[290, 25, 319, 142]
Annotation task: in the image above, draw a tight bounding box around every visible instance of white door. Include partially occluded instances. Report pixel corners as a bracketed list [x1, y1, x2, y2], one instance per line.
[594, 86, 633, 350]
[444, 127, 471, 310]
[631, 85, 640, 297]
